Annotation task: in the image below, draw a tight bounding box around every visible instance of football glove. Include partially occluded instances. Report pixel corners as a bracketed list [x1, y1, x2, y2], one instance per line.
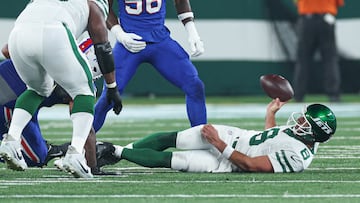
[184, 21, 204, 57]
[106, 86, 123, 115]
[111, 24, 146, 53]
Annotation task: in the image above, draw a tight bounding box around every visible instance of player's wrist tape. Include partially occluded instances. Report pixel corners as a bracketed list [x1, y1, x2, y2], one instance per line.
[106, 82, 117, 89]
[222, 145, 235, 159]
[178, 12, 194, 21]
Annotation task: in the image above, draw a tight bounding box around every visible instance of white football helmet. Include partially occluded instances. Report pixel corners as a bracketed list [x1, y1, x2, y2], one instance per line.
[78, 37, 103, 80]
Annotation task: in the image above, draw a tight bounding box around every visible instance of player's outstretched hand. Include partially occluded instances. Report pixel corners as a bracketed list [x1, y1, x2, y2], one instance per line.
[106, 87, 123, 115]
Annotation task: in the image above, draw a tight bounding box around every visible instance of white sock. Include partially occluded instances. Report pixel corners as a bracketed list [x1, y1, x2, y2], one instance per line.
[70, 112, 93, 153]
[125, 143, 133, 149]
[113, 145, 124, 158]
[8, 108, 33, 141]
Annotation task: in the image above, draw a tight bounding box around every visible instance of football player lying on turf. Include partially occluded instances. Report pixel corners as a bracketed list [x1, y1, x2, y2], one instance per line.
[96, 99, 336, 173]
[0, 39, 110, 175]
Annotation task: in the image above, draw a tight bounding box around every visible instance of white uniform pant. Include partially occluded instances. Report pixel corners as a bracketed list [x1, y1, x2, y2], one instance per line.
[8, 22, 94, 98]
[171, 125, 245, 173]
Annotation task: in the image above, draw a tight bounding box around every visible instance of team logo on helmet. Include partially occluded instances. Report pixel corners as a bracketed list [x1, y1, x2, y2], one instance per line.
[312, 117, 333, 135]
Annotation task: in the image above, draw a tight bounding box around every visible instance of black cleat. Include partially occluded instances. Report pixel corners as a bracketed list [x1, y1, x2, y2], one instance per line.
[91, 166, 120, 176]
[44, 142, 70, 165]
[96, 141, 121, 168]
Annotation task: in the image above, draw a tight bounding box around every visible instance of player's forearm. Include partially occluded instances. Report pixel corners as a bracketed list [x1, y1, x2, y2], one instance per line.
[229, 152, 274, 172]
[88, 2, 108, 43]
[102, 72, 116, 85]
[174, 0, 193, 25]
[218, 144, 261, 172]
[211, 140, 254, 172]
[265, 113, 276, 129]
[264, 99, 284, 129]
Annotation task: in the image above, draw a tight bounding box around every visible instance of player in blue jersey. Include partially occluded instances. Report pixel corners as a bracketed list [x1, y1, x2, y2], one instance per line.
[93, 0, 206, 132]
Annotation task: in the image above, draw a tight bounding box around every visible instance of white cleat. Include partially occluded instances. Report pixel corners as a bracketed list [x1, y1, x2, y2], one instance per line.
[62, 145, 93, 178]
[0, 134, 27, 171]
[54, 158, 66, 172]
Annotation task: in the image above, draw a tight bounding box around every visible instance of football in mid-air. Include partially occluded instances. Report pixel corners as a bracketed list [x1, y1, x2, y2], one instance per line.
[260, 74, 294, 102]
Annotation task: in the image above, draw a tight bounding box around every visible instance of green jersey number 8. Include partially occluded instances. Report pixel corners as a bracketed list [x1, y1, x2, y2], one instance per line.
[249, 128, 280, 146]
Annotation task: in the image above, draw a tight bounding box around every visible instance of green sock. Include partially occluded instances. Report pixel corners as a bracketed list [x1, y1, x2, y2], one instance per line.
[15, 90, 44, 115]
[133, 131, 177, 151]
[122, 148, 172, 168]
[72, 95, 95, 114]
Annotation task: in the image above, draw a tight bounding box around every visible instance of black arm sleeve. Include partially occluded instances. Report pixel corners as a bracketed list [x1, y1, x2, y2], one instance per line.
[94, 41, 115, 74]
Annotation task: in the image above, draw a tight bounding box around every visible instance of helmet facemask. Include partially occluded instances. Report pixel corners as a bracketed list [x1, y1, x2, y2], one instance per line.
[287, 111, 314, 143]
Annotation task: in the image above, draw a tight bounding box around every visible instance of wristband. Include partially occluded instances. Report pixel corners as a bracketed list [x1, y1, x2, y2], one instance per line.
[222, 145, 235, 159]
[178, 12, 194, 21]
[106, 82, 117, 88]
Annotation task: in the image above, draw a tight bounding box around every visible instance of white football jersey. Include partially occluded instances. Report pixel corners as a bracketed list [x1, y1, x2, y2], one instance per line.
[232, 125, 314, 173]
[15, 0, 89, 39]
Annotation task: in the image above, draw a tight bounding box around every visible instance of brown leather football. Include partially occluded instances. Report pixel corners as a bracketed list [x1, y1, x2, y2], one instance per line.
[260, 74, 294, 102]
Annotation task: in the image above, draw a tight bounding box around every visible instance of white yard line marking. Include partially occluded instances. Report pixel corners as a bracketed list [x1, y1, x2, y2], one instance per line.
[2, 179, 360, 184]
[1, 194, 360, 198]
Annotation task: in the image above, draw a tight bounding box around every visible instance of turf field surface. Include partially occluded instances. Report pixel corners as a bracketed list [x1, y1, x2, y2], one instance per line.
[1, 95, 360, 203]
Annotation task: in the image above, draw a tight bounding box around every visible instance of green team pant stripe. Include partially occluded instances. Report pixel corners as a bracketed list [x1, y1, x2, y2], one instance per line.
[62, 23, 94, 93]
[15, 90, 44, 115]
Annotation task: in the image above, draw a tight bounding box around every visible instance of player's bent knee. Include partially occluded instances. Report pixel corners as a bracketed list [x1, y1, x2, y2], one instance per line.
[182, 77, 205, 97]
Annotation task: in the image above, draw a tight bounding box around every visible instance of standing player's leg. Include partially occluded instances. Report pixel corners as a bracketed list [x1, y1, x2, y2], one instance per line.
[93, 42, 142, 132]
[44, 24, 95, 178]
[150, 38, 207, 126]
[318, 19, 341, 101]
[293, 17, 317, 102]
